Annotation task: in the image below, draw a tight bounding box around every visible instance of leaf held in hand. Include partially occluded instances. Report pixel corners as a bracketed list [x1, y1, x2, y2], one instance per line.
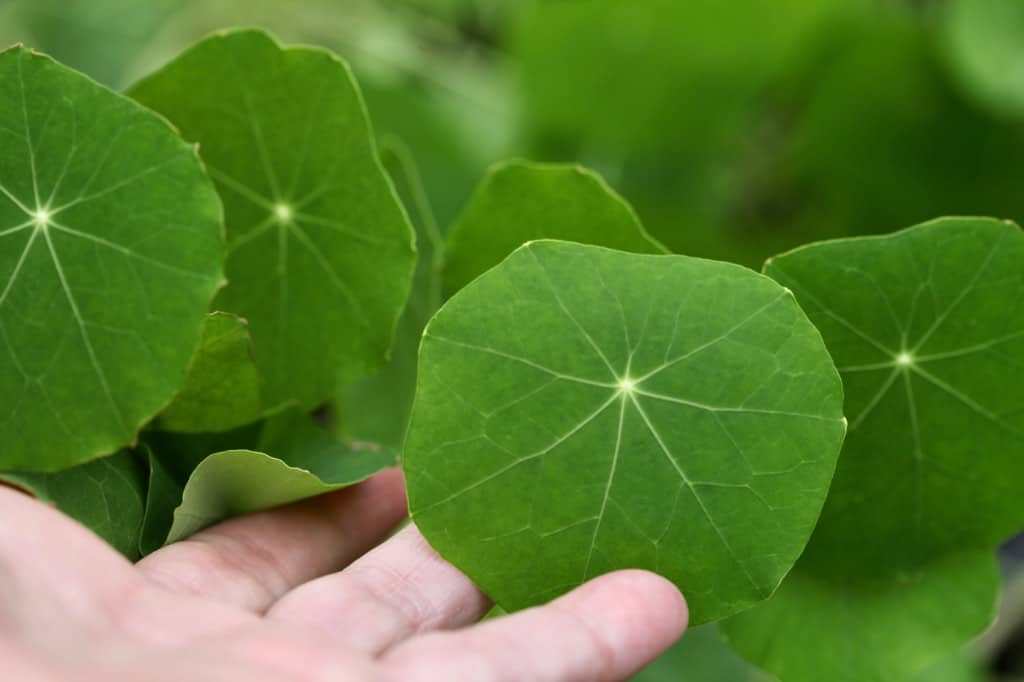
[404, 240, 845, 623]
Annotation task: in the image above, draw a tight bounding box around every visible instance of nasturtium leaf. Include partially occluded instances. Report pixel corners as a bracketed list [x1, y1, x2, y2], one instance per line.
[723, 217, 1024, 681]
[944, 0, 1024, 116]
[0, 450, 146, 559]
[635, 624, 768, 681]
[165, 408, 396, 543]
[404, 240, 846, 623]
[128, 28, 416, 409]
[442, 161, 666, 296]
[156, 312, 262, 433]
[0, 46, 224, 472]
[722, 550, 997, 682]
[337, 138, 443, 447]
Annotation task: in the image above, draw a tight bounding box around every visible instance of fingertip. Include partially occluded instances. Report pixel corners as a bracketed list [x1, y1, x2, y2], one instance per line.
[590, 569, 689, 640]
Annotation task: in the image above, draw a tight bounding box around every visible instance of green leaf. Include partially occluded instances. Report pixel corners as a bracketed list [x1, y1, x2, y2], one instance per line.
[337, 138, 443, 447]
[156, 312, 263, 433]
[723, 217, 1024, 681]
[138, 446, 181, 556]
[1, 450, 146, 559]
[723, 551, 996, 682]
[404, 240, 846, 623]
[944, 0, 1024, 116]
[0, 46, 224, 471]
[128, 28, 416, 409]
[165, 408, 396, 543]
[634, 624, 768, 681]
[443, 161, 666, 295]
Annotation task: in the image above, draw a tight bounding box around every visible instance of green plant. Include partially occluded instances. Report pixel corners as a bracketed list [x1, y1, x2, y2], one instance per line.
[1, 28, 1020, 682]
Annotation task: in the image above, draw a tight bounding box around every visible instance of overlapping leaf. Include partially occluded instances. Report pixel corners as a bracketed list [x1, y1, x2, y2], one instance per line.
[404, 240, 845, 623]
[0, 46, 224, 471]
[337, 139, 443, 447]
[1, 450, 146, 558]
[129, 29, 416, 409]
[443, 161, 665, 295]
[723, 217, 1024, 681]
[157, 312, 263, 433]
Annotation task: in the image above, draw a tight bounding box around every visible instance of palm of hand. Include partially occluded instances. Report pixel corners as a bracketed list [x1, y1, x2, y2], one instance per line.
[0, 469, 686, 682]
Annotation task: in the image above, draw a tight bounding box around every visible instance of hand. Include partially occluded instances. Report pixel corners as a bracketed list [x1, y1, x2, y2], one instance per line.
[0, 469, 687, 681]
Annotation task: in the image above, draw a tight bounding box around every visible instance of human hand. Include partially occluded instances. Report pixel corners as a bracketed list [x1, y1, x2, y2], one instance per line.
[0, 469, 687, 681]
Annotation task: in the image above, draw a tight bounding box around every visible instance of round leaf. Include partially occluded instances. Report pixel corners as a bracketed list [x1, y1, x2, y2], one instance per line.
[128, 29, 416, 409]
[404, 240, 846, 623]
[723, 217, 1024, 681]
[0, 46, 224, 471]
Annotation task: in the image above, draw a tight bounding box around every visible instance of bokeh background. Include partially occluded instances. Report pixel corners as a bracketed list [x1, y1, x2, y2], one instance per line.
[3, 0, 1023, 679]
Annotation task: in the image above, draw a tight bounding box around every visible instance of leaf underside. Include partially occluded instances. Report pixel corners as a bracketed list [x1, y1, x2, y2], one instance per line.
[164, 408, 396, 544]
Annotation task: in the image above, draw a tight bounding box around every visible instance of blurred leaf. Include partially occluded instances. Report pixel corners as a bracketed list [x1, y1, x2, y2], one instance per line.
[0, 46, 224, 472]
[443, 161, 666, 295]
[944, 0, 1024, 116]
[511, 0, 841, 156]
[129, 28, 416, 409]
[1, 451, 146, 559]
[2, 0, 178, 87]
[157, 312, 263, 433]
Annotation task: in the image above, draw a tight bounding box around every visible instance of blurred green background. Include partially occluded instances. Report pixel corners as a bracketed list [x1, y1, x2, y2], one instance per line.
[3, 0, 1024, 679]
[5, 0, 1024, 271]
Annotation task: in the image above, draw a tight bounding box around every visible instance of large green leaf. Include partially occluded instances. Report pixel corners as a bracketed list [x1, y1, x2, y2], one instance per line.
[128, 28, 416, 409]
[723, 217, 1024, 681]
[443, 161, 666, 295]
[165, 408, 396, 543]
[337, 138, 443, 447]
[404, 240, 846, 623]
[0, 46, 224, 471]
[156, 312, 263, 433]
[1, 450, 146, 559]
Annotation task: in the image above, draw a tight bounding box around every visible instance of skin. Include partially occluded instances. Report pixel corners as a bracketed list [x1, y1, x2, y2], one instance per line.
[0, 468, 688, 681]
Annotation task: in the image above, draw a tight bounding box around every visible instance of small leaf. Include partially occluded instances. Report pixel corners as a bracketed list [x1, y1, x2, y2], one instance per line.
[337, 138, 443, 447]
[0, 46, 224, 471]
[442, 161, 666, 296]
[722, 217, 1024, 681]
[165, 408, 396, 543]
[138, 446, 181, 556]
[156, 311, 263, 433]
[1, 450, 146, 559]
[129, 28, 416, 409]
[404, 240, 845, 623]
